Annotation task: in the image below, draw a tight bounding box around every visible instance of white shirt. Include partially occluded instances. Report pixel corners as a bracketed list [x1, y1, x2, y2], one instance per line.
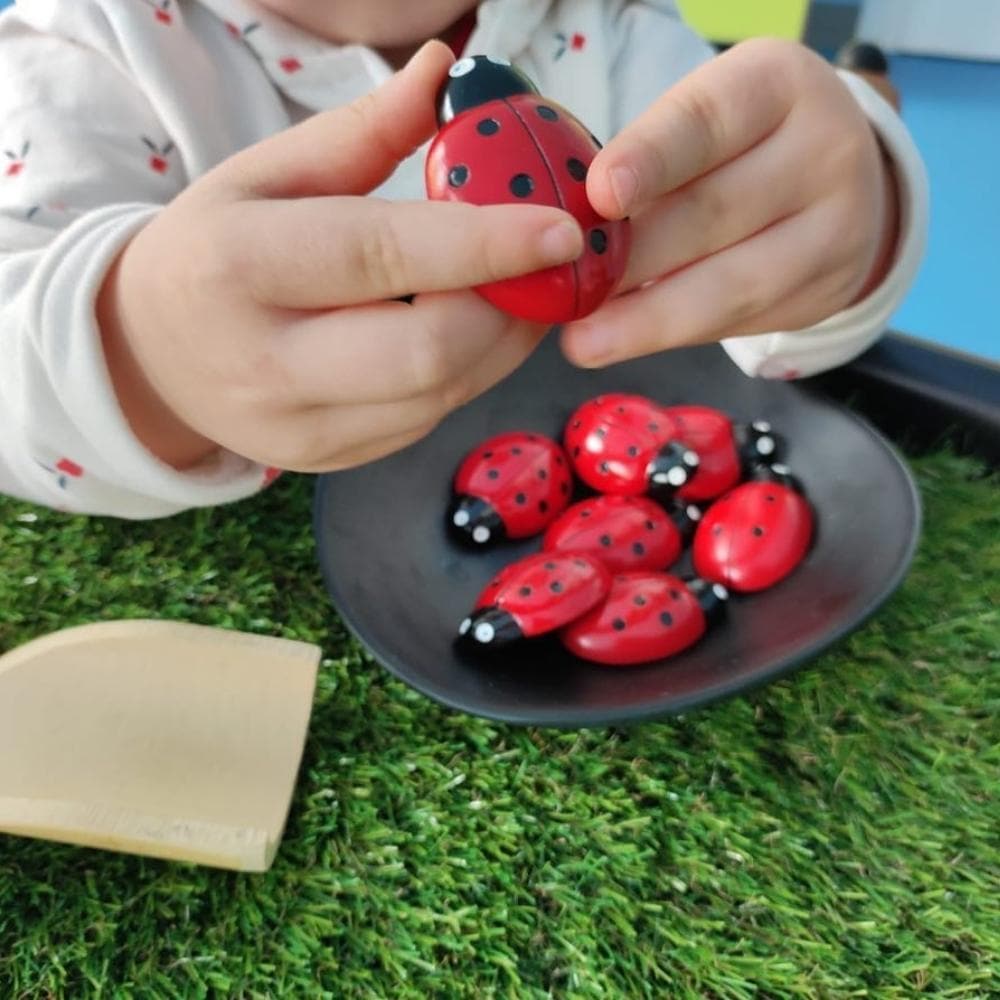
[0, 0, 928, 517]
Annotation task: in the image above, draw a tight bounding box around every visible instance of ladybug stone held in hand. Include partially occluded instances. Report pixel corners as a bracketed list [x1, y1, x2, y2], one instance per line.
[450, 431, 573, 547]
[425, 55, 630, 324]
[693, 464, 814, 592]
[564, 393, 699, 497]
[459, 552, 611, 648]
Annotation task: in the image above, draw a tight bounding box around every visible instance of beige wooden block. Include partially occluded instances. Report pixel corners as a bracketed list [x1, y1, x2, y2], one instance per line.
[0, 620, 320, 871]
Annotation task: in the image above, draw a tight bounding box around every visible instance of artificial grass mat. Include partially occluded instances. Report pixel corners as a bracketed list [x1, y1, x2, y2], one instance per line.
[0, 449, 996, 998]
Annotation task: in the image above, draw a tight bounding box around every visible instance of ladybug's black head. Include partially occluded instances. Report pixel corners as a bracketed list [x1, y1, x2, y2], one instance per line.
[438, 55, 538, 125]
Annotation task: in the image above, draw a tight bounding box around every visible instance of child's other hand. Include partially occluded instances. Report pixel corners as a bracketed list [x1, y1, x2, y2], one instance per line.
[98, 41, 582, 471]
[563, 38, 899, 367]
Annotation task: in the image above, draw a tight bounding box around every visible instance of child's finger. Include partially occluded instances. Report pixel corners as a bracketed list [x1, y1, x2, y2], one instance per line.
[587, 38, 809, 219]
[217, 39, 453, 198]
[616, 124, 813, 292]
[278, 290, 542, 407]
[560, 205, 835, 366]
[234, 197, 582, 308]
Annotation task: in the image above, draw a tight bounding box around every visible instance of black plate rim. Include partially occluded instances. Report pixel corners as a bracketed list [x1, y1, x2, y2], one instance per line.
[312, 390, 922, 728]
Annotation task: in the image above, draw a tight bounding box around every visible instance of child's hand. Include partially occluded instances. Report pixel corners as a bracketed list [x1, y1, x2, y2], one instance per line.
[98, 41, 583, 471]
[563, 38, 899, 367]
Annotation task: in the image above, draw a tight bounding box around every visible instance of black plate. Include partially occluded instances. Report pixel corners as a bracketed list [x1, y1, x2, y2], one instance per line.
[313, 337, 921, 727]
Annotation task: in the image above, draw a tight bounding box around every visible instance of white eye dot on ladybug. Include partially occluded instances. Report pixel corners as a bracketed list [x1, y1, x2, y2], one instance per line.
[449, 57, 477, 78]
[448, 165, 469, 188]
[453, 509, 471, 528]
[458, 617, 472, 635]
[536, 105, 559, 121]
[474, 622, 496, 643]
[590, 229, 608, 254]
[472, 526, 491, 544]
[510, 173, 534, 198]
[477, 118, 500, 136]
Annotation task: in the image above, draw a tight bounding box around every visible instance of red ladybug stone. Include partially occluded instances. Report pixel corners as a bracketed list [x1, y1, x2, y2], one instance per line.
[542, 495, 700, 573]
[561, 572, 728, 666]
[563, 393, 698, 496]
[450, 431, 573, 546]
[459, 552, 611, 647]
[425, 56, 629, 324]
[693, 465, 813, 592]
[665, 406, 782, 502]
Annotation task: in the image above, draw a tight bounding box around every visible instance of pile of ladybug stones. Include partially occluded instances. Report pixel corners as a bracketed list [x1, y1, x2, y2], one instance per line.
[450, 395, 815, 666]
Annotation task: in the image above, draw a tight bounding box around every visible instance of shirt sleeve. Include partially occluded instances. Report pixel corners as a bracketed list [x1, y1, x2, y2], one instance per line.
[604, 3, 929, 380]
[0, 17, 268, 517]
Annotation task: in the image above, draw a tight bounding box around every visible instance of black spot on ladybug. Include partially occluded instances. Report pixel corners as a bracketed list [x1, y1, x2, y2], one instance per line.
[660, 611, 673, 626]
[580, 509, 591, 518]
[648, 422, 660, 432]
[487, 469, 499, 479]
[538, 468, 548, 479]
[595, 427, 607, 438]
[645, 520, 656, 531]
[590, 229, 608, 254]
[544, 561, 556, 570]
[599, 534, 612, 547]
[555, 455, 564, 466]
[515, 493, 527, 505]
[612, 618, 626, 631]
[560, 482, 569, 494]
[712, 525, 723, 536]
[512, 447, 522, 455]
[526, 434, 537, 440]
[627, 445, 639, 457]
[519, 586, 532, 597]
[536, 105, 559, 121]
[573, 558, 588, 568]
[752, 525, 765, 536]
[510, 173, 534, 198]
[539, 500, 549, 514]
[766, 494, 776, 502]
[566, 157, 587, 181]
[550, 580, 563, 593]
[572, 419, 581, 429]
[632, 542, 645, 556]
[483, 450, 493, 458]
[573, 446, 581, 458]
[634, 595, 647, 606]
[616, 405, 626, 413]
[670, 589, 681, 600]
[598, 461, 610, 474]
[477, 118, 500, 136]
[448, 165, 469, 187]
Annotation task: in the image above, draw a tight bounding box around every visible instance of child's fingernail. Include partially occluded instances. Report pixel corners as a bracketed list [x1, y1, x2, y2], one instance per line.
[609, 165, 639, 215]
[567, 323, 614, 367]
[540, 220, 583, 263]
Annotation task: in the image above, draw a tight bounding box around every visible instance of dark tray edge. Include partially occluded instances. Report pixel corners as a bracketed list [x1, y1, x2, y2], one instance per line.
[812, 330, 1000, 464]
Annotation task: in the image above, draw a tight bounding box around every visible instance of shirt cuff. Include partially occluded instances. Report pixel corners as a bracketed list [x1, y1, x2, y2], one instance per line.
[720, 68, 929, 380]
[31, 203, 271, 516]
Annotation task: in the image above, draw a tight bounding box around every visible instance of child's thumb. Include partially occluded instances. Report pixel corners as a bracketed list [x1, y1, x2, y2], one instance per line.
[220, 40, 454, 199]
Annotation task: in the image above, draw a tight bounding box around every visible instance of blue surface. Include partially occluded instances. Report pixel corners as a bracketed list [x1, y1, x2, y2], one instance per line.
[888, 54, 998, 360]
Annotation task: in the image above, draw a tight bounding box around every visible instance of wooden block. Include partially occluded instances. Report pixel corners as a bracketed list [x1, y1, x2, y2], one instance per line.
[0, 621, 320, 871]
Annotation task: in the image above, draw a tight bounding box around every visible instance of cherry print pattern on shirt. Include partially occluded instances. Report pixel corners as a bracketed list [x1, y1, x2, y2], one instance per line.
[142, 0, 174, 26]
[225, 21, 261, 41]
[141, 136, 175, 174]
[553, 31, 587, 60]
[279, 57, 303, 74]
[4, 141, 29, 178]
[36, 457, 85, 491]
